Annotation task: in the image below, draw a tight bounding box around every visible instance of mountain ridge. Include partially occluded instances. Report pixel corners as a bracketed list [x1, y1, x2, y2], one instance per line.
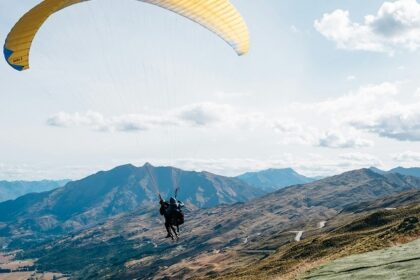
[370, 166, 420, 178]
[0, 179, 69, 203]
[237, 167, 315, 191]
[0, 163, 263, 243]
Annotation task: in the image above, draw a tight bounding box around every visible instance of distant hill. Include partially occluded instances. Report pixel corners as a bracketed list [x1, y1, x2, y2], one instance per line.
[0, 180, 69, 202]
[18, 168, 420, 279]
[0, 163, 263, 240]
[368, 166, 387, 175]
[389, 167, 420, 178]
[237, 168, 315, 191]
[370, 166, 420, 178]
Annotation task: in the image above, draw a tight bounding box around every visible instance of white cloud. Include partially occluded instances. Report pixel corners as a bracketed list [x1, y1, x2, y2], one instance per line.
[0, 162, 117, 181]
[47, 111, 108, 131]
[47, 82, 420, 146]
[281, 82, 420, 143]
[297, 82, 399, 118]
[273, 120, 316, 145]
[393, 151, 420, 163]
[213, 91, 251, 100]
[317, 131, 373, 148]
[416, 87, 420, 98]
[141, 152, 382, 178]
[47, 111, 172, 132]
[349, 100, 420, 141]
[347, 75, 356, 81]
[47, 103, 263, 132]
[176, 103, 233, 126]
[339, 152, 380, 164]
[273, 120, 372, 149]
[293, 81, 420, 142]
[315, 0, 420, 53]
[290, 25, 300, 33]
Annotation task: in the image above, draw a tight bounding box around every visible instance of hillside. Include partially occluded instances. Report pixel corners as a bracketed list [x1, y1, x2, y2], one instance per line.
[237, 168, 315, 191]
[17, 169, 420, 279]
[0, 180, 69, 202]
[214, 202, 420, 280]
[0, 163, 262, 246]
[302, 238, 420, 280]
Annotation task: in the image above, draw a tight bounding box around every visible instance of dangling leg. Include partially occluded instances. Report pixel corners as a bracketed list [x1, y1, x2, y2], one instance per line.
[170, 224, 178, 240]
[165, 221, 173, 239]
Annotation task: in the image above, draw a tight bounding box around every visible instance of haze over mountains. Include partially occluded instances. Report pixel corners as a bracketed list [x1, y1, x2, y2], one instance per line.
[0, 163, 262, 243]
[8, 168, 419, 279]
[0, 180, 69, 202]
[237, 168, 315, 191]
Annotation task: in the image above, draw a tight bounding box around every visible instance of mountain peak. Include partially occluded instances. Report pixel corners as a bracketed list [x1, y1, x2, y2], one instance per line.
[267, 167, 296, 173]
[109, 164, 137, 172]
[115, 163, 136, 169]
[237, 167, 315, 191]
[369, 166, 387, 175]
[143, 162, 154, 168]
[332, 168, 381, 178]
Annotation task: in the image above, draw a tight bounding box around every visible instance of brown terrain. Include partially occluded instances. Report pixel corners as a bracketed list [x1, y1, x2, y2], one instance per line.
[0, 251, 67, 280]
[15, 169, 420, 280]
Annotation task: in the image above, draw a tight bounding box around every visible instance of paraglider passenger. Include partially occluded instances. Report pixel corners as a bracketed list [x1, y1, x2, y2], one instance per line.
[159, 196, 184, 239]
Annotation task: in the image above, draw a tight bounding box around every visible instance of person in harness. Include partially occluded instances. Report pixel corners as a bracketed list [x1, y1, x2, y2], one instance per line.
[159, 196, 184, 239]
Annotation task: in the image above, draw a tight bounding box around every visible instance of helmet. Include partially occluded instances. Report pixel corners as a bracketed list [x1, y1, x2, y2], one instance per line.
[169, 197, 177, 205]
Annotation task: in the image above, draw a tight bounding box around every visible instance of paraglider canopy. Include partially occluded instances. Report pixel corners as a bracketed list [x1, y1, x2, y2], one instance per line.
[4, 0, 250, 71]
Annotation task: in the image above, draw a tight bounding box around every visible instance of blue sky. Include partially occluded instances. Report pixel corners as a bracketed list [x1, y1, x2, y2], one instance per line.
[1, 0, 420, 179]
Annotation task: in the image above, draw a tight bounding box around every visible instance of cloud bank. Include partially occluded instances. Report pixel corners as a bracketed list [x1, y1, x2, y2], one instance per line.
[315, 0, 420, 53]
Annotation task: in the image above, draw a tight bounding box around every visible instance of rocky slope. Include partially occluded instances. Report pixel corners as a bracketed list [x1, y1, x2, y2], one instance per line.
[302, 237, 420, 280]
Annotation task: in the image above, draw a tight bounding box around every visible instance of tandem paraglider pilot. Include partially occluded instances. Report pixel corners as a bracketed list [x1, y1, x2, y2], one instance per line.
[159, 196, 184, 240]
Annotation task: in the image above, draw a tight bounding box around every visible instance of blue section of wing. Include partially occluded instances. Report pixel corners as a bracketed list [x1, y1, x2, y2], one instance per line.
[3, 46, 24, 71]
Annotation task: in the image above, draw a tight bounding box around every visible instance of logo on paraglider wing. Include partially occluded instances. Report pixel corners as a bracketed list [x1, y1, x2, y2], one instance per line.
[3, 46, 24, 71]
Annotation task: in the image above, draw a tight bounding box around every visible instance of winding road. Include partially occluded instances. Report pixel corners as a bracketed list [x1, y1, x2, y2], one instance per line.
[290, 231, 304, 241]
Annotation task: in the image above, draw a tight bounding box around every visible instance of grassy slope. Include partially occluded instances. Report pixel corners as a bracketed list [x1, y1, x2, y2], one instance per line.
[205, 204, 420, 280]
[301, 238, 420, 280]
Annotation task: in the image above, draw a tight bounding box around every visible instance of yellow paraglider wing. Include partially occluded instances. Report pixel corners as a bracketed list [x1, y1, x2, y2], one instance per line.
[4, 0, 89, 71]
[4, 0, 250, 71]
[141, 0, 250, 55]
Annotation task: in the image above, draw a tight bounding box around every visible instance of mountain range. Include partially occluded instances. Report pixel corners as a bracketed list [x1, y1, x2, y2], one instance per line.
[370, 166, 420, 178]
[0, 180, 69, 202]
[14, 168, 420, 279]
[236, 168, 315, 191]
[0, 163, 262, 244]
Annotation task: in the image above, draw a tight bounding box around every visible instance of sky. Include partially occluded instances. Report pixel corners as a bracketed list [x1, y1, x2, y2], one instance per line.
[1, 0, 420, 180]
